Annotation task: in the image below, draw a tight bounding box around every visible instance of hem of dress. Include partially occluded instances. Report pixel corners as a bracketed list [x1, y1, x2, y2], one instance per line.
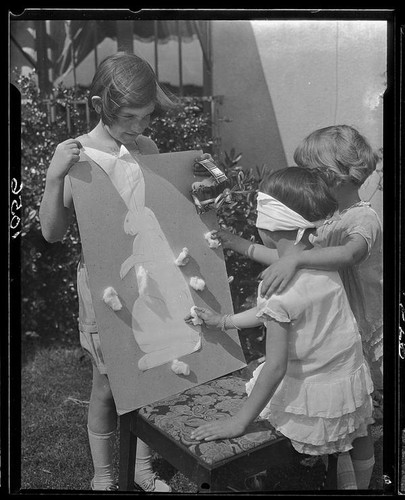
[246, 361, 374, 419]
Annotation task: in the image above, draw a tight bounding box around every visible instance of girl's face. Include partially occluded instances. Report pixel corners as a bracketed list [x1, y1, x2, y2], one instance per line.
[106, 102, 155, 146]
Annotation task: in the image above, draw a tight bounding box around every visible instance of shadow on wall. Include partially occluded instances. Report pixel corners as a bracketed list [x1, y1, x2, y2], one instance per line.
[212, 20, 288, 174]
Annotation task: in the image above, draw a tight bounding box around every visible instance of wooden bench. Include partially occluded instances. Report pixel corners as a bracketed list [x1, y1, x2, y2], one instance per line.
[119, 373, 295, 493]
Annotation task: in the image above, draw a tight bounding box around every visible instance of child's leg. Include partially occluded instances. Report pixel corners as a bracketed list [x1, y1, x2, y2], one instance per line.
[134, 439, 171, 492]
[88, 365, 117, 433]
[323, 452, 357, 490]
[87, 365, 117, 490]
[350, 431, 375, 489]
[336, 452, 357, 489]
[86, 366, 171, 492]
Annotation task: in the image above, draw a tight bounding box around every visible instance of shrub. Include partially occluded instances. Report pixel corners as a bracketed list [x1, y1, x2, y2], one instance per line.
[148, 97, 214, 153]
[216, 150, 265, 311]
[16, 73, 88, 347]
[15, 71, 262, 349]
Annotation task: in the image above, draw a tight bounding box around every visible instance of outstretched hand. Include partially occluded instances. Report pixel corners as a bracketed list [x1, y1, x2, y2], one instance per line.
[259, 255, 298, 298]
[210, 229, 246, 251]
[184, 306, 223, 330]
[190, 416, 246, 442]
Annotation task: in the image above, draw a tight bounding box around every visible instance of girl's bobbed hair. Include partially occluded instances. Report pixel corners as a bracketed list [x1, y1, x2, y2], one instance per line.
[259, 166, 338, 222]
[293, 125, 381, 187]
[88, 52, 176, 126]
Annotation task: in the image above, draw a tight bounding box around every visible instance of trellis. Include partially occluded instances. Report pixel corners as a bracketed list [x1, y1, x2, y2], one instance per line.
[40, 94, 225, 156]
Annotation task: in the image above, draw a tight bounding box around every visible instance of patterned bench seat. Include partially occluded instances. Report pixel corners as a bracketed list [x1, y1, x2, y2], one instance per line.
[119, 374, 294, 492]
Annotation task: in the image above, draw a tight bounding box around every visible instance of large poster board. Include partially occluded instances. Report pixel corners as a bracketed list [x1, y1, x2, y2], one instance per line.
[69, 149, 246, 415]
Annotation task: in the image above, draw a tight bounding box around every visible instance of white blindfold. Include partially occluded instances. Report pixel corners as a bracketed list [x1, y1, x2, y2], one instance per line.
[256, 192, 320, 245]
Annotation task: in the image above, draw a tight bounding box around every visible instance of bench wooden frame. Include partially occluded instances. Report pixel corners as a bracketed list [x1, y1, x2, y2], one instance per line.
[118, 376, 295, 493]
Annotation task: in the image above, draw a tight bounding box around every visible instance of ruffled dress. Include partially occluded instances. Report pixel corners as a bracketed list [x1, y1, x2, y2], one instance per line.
[246, 271, 374, 456]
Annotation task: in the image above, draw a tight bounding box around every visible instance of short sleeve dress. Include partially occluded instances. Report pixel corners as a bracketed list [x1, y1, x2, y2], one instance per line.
[246, 270, 374, 456]
[312, 202, 383, 389]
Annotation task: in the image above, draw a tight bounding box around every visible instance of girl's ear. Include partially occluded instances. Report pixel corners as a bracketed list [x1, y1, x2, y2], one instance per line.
[91, 96, 102, 114]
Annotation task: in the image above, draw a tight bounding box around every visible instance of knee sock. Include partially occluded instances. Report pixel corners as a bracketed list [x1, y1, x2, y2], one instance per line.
[87, 426, 115, 489]
[336, 452, 357, 490]
[352, 456, 375, 489]
[134, 439, 154, 484]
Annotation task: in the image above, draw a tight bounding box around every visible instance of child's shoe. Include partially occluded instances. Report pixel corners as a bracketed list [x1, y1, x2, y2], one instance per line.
[134, 472, 172, 492]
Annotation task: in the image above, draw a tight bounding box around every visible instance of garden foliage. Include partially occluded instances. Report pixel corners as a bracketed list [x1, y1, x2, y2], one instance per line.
[16, 72, 264, 347]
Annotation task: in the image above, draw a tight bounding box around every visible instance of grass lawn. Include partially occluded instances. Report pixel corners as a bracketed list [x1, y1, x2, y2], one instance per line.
[19, 343, 384, 493]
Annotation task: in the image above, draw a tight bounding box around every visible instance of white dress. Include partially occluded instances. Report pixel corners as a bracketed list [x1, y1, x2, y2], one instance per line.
[246, 270, 374, 455]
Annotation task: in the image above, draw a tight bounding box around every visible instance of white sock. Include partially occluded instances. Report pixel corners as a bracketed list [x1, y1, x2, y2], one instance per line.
[134, 439, 154, 484]
[352, 456, 375, 489]
[337, 452, 357, 490]
[87, 426, 115, 489]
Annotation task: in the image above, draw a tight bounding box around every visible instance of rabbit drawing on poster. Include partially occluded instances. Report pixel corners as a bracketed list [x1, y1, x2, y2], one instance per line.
[120, 206, 201, 371]
[83, 145, 201, 371]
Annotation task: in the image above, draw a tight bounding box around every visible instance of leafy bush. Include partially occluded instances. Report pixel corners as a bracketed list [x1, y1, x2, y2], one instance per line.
[148, 97, 214, 153]
[16, 73, 89, 347]
[216, 150, 265, 310]
[16, 71, 261, 349]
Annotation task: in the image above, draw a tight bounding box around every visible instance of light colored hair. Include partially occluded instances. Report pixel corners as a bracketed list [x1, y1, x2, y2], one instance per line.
[88, 52, 176, 126]
[293, 125, 381, 187]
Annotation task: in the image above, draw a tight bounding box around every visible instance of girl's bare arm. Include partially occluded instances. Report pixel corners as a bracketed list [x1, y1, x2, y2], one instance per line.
[39, 139, 81, 242]
[260, 233, 368, 298]
[190, 317, 288, 440]
[40, 177, 74, 242]
[215, 229, 278, 266]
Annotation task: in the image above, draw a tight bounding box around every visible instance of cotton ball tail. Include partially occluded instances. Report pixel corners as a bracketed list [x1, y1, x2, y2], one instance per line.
[175, 247, 190, 266]
[190, 276, 206, 291]
[171, 359, 191, 376]
[204, 231, 221, 249]
[103, 287, 122, 311]
[190, 306, 203, 326]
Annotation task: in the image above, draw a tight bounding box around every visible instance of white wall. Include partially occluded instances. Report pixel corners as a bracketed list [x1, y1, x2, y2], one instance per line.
[212, 20, 386, 218]
[251, 20, 386, 165]
[212, 21, 288, 173]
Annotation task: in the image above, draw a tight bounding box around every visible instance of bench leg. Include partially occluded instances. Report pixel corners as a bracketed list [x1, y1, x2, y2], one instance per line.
[118, 412, 137, 491]
[196, 470, 223, 493]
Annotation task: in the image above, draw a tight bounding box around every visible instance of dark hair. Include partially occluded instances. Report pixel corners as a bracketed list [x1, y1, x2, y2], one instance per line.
[259, 166, 338, 222]
[88, 52, 176, 126]
[293, 125, 380, 187]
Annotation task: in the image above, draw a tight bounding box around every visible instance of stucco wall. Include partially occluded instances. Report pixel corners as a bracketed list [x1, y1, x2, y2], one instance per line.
[211, 21, 288, 173]
[212, 20, 385, 218]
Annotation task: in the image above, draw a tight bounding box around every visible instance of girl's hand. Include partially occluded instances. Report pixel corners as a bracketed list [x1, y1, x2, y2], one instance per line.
[184, 307, 223, 330]
[193, 153, 217, 177]
[47, 139, 82, 181]
[190, 416, 246, 441]
[213, 229, 244, 250]
[259, 255, 299, 298]
[212, 229, 254, 256]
